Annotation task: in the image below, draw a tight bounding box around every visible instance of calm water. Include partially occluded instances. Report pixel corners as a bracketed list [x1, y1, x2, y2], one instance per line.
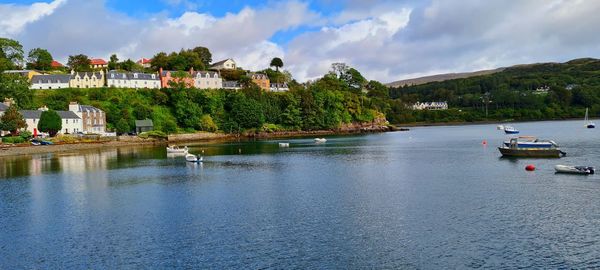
[2, 120, 600, 268]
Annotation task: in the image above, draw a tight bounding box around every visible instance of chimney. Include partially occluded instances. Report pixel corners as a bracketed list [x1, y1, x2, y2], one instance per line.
[159, 67, 163, 78]
[69, 101, 80, 113]
[38, 106, 48, 111]
[189, 67, 194, 74]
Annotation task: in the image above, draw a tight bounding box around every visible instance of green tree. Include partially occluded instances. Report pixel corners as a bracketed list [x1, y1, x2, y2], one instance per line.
[192, 46, 212, 68]
[116, 118, 130, 134]
[26, 48, 53, 70]
[270, 57, 284, 72]
[108, 54, 119, 70]
[151, 52, 169, 71]
[0, 73, 33, 108]
[38, 110, 62, 137]
[67, 54, 91, 72]
[0, 38, 24, 71]
[0, 105, 26, 134]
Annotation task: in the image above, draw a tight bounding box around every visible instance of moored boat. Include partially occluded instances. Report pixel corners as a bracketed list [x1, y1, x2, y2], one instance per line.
[279, 142, 290, 147]
[555, 165, 594, 174]
[502, 136, 557, 148]
[498, 138, 565, 158]
[504, 126, 520, 134]
[585, 108, 595, 128]
[185, 153, 203, 163]
[167, 145, 188, 154]
[314, 138, 327, 143]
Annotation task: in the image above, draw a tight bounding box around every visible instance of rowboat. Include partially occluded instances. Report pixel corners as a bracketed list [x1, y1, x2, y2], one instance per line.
[555, 165, 594, 174]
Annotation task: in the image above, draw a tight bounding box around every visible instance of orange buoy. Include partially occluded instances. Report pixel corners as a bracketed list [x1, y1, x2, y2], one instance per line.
[525, 164, 536, 171]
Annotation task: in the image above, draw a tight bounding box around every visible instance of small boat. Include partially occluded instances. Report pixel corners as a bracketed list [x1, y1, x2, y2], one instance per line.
[498, 138, 565, 158]
[503, 126, 520, 134]
[585, 108, 595, 128]
[497, 125, 505, 130]
[314, 138, 327, 143]
[185, 153, 203, 163]
[167, 145, 188, 154]
[503, 136, 557, 148]
[31, 139, 53, 145]
[555, 165, 594, 175]
[278, 142, 290, 147]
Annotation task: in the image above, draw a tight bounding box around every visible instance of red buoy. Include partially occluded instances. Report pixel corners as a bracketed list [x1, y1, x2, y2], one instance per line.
[525, 164, 536, 171]
[482, 140, 487, 145]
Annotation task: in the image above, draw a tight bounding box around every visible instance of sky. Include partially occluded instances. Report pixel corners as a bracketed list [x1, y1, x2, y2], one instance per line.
[1, 0, 600, 83]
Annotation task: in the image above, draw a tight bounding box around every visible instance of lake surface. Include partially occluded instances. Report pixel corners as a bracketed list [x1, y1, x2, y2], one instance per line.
[2, 120, 600, 268]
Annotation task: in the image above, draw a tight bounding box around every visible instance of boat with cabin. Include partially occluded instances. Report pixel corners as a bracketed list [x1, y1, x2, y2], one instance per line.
[502, 136, 557, 148]
[498, 137, 565, 158]
[503, 126, 520, 134]
[167, 145, 188, 154]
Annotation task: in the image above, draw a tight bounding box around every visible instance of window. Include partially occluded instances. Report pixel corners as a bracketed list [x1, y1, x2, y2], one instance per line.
[66, 119, 68, 124]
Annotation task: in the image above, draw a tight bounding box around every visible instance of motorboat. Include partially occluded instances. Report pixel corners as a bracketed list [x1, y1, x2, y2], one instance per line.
[584, 108, 595, 128]
[279, 142, 290, 147]
[497, 125, 505, 130]
[503, 126, 519, 134]
[314, 138, 327, 143]
[185, 153, 203, 163]
[502, 136, 557, 148]
[167, 145, 188, 154]
[498, 137, 565, 158]
[555, 165, 594, 175]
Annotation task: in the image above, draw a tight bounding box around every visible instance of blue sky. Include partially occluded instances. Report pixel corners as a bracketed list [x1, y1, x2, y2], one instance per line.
[1, 0, 600, 82]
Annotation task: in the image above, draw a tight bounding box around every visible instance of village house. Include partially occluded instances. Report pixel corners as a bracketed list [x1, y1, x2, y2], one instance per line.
[135, 119, 154, 134]
[30, 74, 72, 90]
[411, 101, 449, 110]
[250, 73, 270, 91]
[68, 102, 106, 134]
[3, 70, 42, 80]
[210, 59, 237, 70]
[70, 71, 105, 88]
[107, 71, 160, 89]
[223, 81, 241, 90]
[90, 58, 108, 69]
[192, 71, 223, 89]
[137, 58, 152, 68]
[20, 107, 82, 135]
[159, 68, 195, 88]
[270, 83, 289, 92]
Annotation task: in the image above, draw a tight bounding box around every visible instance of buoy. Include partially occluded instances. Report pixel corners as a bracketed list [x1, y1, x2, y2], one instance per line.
[482, 140, 487, 145]
[525, 164, 536, 171]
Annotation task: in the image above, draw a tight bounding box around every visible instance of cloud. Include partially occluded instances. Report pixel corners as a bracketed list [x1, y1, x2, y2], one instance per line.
[0, 0, 66, 36]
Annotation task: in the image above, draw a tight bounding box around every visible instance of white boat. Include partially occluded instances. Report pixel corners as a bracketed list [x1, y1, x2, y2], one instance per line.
[503, 126, 519, 134]
[314, 138, 327, 143]
[167, 146, 188, 154]
[497, 125, 505, 130]
[555, 165, 594, 175]
[279, 142, 290, 147]
[185, 153, 203, 163]
[503, 136, 558, 148]
[585, 108, 595, 128]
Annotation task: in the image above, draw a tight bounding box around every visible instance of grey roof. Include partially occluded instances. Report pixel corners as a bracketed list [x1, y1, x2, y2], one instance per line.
[31, 74, 72, 84]
[0, 103, 8, 111]
[108, 71, 159, 81]
[223, 81, 240, 88]
[135, 119, 153, 127]
[210, 59, 234, 67]
[73, 72, 103, 78]
[19, 110, 80, 119]
[192, 71, 220, 78]
[78, 105, 103, 113]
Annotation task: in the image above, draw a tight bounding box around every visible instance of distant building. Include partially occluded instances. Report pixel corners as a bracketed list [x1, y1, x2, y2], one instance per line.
[566, 84, 578, 91]
[159, 68, 195, 88]
[137, 58, 152, 68]
[223, 81, 241, 90]
[21, 107, 82, 135]
[90, 58, 108, 69]
[51, 60, 64, 69]
[135, 119, 154, 134]
[3, 70, 42, 80]
[68, 102, 106, 134]
[70, 71, 105, 88]
[534, 85, 550, 94]
[107, 71, 160, 89]
[30, 74, 72, 90]
[210, 59, 236, 70]
[412, 101, 448, 110]
[270, 83, 289, 92]
[250, 73, 270, 91]
[192, 71, 223, 89]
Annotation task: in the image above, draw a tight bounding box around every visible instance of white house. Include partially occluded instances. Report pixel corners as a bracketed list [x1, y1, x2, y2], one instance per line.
[270, 83, 289, 92]
[20, 107, 82, 135]
[412, 101, 448, 110]
[107, 71, 160, 89]
[210, 59, 236, 70]
[192, 71, 223, 89]
[30, 74, 72, 90]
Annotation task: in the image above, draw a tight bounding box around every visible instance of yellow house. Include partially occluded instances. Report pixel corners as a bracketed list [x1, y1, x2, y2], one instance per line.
[250, 73, 270, 91]
[3, 70, 42, 81]
[70, 71, 105, 88]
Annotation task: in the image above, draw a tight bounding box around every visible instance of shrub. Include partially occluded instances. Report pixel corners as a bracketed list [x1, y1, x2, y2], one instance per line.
[2, 136, 25, 144]
[138, 130, 167, 139]
[199, 114, 218, 132]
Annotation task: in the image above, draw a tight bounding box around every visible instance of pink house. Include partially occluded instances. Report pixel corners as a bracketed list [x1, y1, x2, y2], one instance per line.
[159, 68, 195, 88]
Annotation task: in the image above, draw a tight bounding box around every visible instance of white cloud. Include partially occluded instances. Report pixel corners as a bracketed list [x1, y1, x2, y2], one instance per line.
[0, 0, 66, 36]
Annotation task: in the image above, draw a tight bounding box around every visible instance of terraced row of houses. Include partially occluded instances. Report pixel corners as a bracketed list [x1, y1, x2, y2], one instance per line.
[10, 58, 289, 92]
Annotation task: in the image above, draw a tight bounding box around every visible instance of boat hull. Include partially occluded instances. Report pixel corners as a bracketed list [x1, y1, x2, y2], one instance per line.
[555, 165, 594, 174]
[498, 147, 564, 158]
[587, 124, 595, 129]
[504, 130, 520, 134]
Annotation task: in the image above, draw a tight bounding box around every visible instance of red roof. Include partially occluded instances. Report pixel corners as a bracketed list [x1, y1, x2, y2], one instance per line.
[90, 58, 107, 65]
[51, 60, 63, 67]
[137, 58, 151, 64]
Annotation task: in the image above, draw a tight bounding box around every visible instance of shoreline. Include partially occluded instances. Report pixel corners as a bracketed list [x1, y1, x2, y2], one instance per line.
[394, 117, 591, 128]
[0, 124, 393, 158]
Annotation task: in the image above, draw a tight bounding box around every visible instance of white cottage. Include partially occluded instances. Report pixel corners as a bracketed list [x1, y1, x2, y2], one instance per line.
[30, 74, 72, 90]
[210, 59, 236, 70]
[107, 71, 160, 89]
[20, 107, 82, 135]
[192, 71, 223, 89]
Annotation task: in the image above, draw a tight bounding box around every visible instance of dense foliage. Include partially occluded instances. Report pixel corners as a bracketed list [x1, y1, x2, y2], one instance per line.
[150, 46, 212, 71]
[0, 105, 26, 134]
[388, 58, 600, 123]
[38, 110, 62, 137]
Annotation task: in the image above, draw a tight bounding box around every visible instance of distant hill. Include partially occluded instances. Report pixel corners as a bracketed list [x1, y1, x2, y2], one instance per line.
[386, 68, 505, 88]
